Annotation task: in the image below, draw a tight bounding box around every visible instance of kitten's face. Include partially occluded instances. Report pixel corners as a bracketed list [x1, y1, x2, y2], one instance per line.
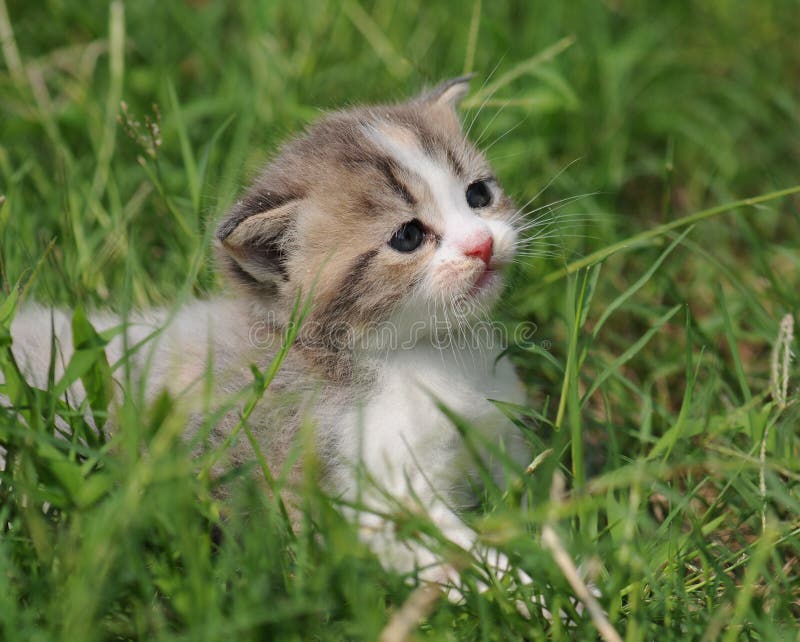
[217, 77, 518, 347]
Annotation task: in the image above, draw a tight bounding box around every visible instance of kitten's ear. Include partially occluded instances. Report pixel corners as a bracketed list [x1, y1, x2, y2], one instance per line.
[419, 74, 475, 111]
[216, 190, 298, 287]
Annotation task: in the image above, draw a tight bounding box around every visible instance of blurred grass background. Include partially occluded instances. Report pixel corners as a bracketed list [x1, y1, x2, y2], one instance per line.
[1, 0, 799, 640]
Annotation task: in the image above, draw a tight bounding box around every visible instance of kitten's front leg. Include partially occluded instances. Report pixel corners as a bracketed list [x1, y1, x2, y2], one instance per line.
[352, 479, 532, 606]
[425, 501, 536, 603]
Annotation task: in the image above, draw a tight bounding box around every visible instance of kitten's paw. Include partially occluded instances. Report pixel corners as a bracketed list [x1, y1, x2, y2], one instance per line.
[480, 547, 604, 623]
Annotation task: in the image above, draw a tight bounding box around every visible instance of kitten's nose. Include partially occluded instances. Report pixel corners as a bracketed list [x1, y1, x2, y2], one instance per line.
[463, 236, 493, 266]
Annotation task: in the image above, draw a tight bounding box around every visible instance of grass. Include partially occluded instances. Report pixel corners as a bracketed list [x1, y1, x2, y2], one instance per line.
[1, 0, 800, 640]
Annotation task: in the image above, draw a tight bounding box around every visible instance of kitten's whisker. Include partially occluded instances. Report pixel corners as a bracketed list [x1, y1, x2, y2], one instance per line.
[454, 296, 479, 365]
[510, 205, 591, 236]
[516, 227, 586, 241]
[481, 115, 529, 155]
[508, 157, 587, 221]
[464, 58, 505, 139]
[513, 247, 568, 257]
[529, 156, 585, 202]
[514, 226, 590, 242]
[442, 293, 464, 368]
[513, 236, 570, 249]
[516, 192, 601, 221]
[516, 243, 566, 256]
[515, 194, 599, 223]
[487, 149, 529, 163]
[518, 225, 589, 239]
[512, 238, 568, 247]
[474, 93, 532, 155]
[513, 217, 594, 235]
[473, 100, 510, 149]
[517, 234, 600, 256]
[524, 232, 596, 241]
[518, 209, 597, 224]
[517, 210, 597, 226]
[513, 252, 564, 260]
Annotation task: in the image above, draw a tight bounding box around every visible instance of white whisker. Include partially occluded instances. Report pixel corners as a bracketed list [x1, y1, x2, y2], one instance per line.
[481, 116, 528, 155]
[464, 58, 505, 139]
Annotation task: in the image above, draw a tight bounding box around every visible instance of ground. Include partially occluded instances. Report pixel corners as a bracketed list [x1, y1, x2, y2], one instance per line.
[0, 1, 799, 640]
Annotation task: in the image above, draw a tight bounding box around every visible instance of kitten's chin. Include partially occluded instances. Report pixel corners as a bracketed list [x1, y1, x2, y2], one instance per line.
[466, 263, 507, 302]
[469, 267, 498, 296]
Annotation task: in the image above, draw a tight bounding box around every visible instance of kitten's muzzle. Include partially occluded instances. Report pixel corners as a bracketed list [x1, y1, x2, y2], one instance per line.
[462, 236, 493, 267]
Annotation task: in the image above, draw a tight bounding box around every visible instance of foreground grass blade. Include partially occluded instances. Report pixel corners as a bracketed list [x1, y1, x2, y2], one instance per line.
[537, 185, 800, 289]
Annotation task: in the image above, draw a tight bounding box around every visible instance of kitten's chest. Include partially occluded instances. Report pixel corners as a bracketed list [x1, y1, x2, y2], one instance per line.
[371, 347, 522, 424]
[336, 345, 525, 487]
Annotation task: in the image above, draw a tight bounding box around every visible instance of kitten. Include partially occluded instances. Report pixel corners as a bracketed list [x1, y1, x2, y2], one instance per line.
[7, 77, 534, 604]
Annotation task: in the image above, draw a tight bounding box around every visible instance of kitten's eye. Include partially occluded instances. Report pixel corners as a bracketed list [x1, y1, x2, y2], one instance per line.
[466, 180, 492, 209]
[389, 219, 425, 252]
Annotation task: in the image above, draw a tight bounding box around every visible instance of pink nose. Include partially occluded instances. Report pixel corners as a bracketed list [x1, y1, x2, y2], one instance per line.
[464, 236, 493, 266]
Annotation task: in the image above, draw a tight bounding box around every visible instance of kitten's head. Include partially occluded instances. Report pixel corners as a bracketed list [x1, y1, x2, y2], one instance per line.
[216, 76, 518, 355]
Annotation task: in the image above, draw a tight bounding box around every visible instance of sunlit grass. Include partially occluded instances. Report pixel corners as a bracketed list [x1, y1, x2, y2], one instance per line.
[1, 1, 799, 640]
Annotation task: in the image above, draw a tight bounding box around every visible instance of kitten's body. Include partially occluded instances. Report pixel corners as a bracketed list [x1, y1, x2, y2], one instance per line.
[11, 296, 526, 504]
[6, 77, 534, 596]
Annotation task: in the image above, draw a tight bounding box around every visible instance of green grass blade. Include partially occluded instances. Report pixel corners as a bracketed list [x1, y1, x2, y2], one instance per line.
[581, 304, 682, 406]
[167, 80, 200, 216]
[537, 185, 800, 289]
[463, 35, 576, 107]
[591, 227, 691, 342]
